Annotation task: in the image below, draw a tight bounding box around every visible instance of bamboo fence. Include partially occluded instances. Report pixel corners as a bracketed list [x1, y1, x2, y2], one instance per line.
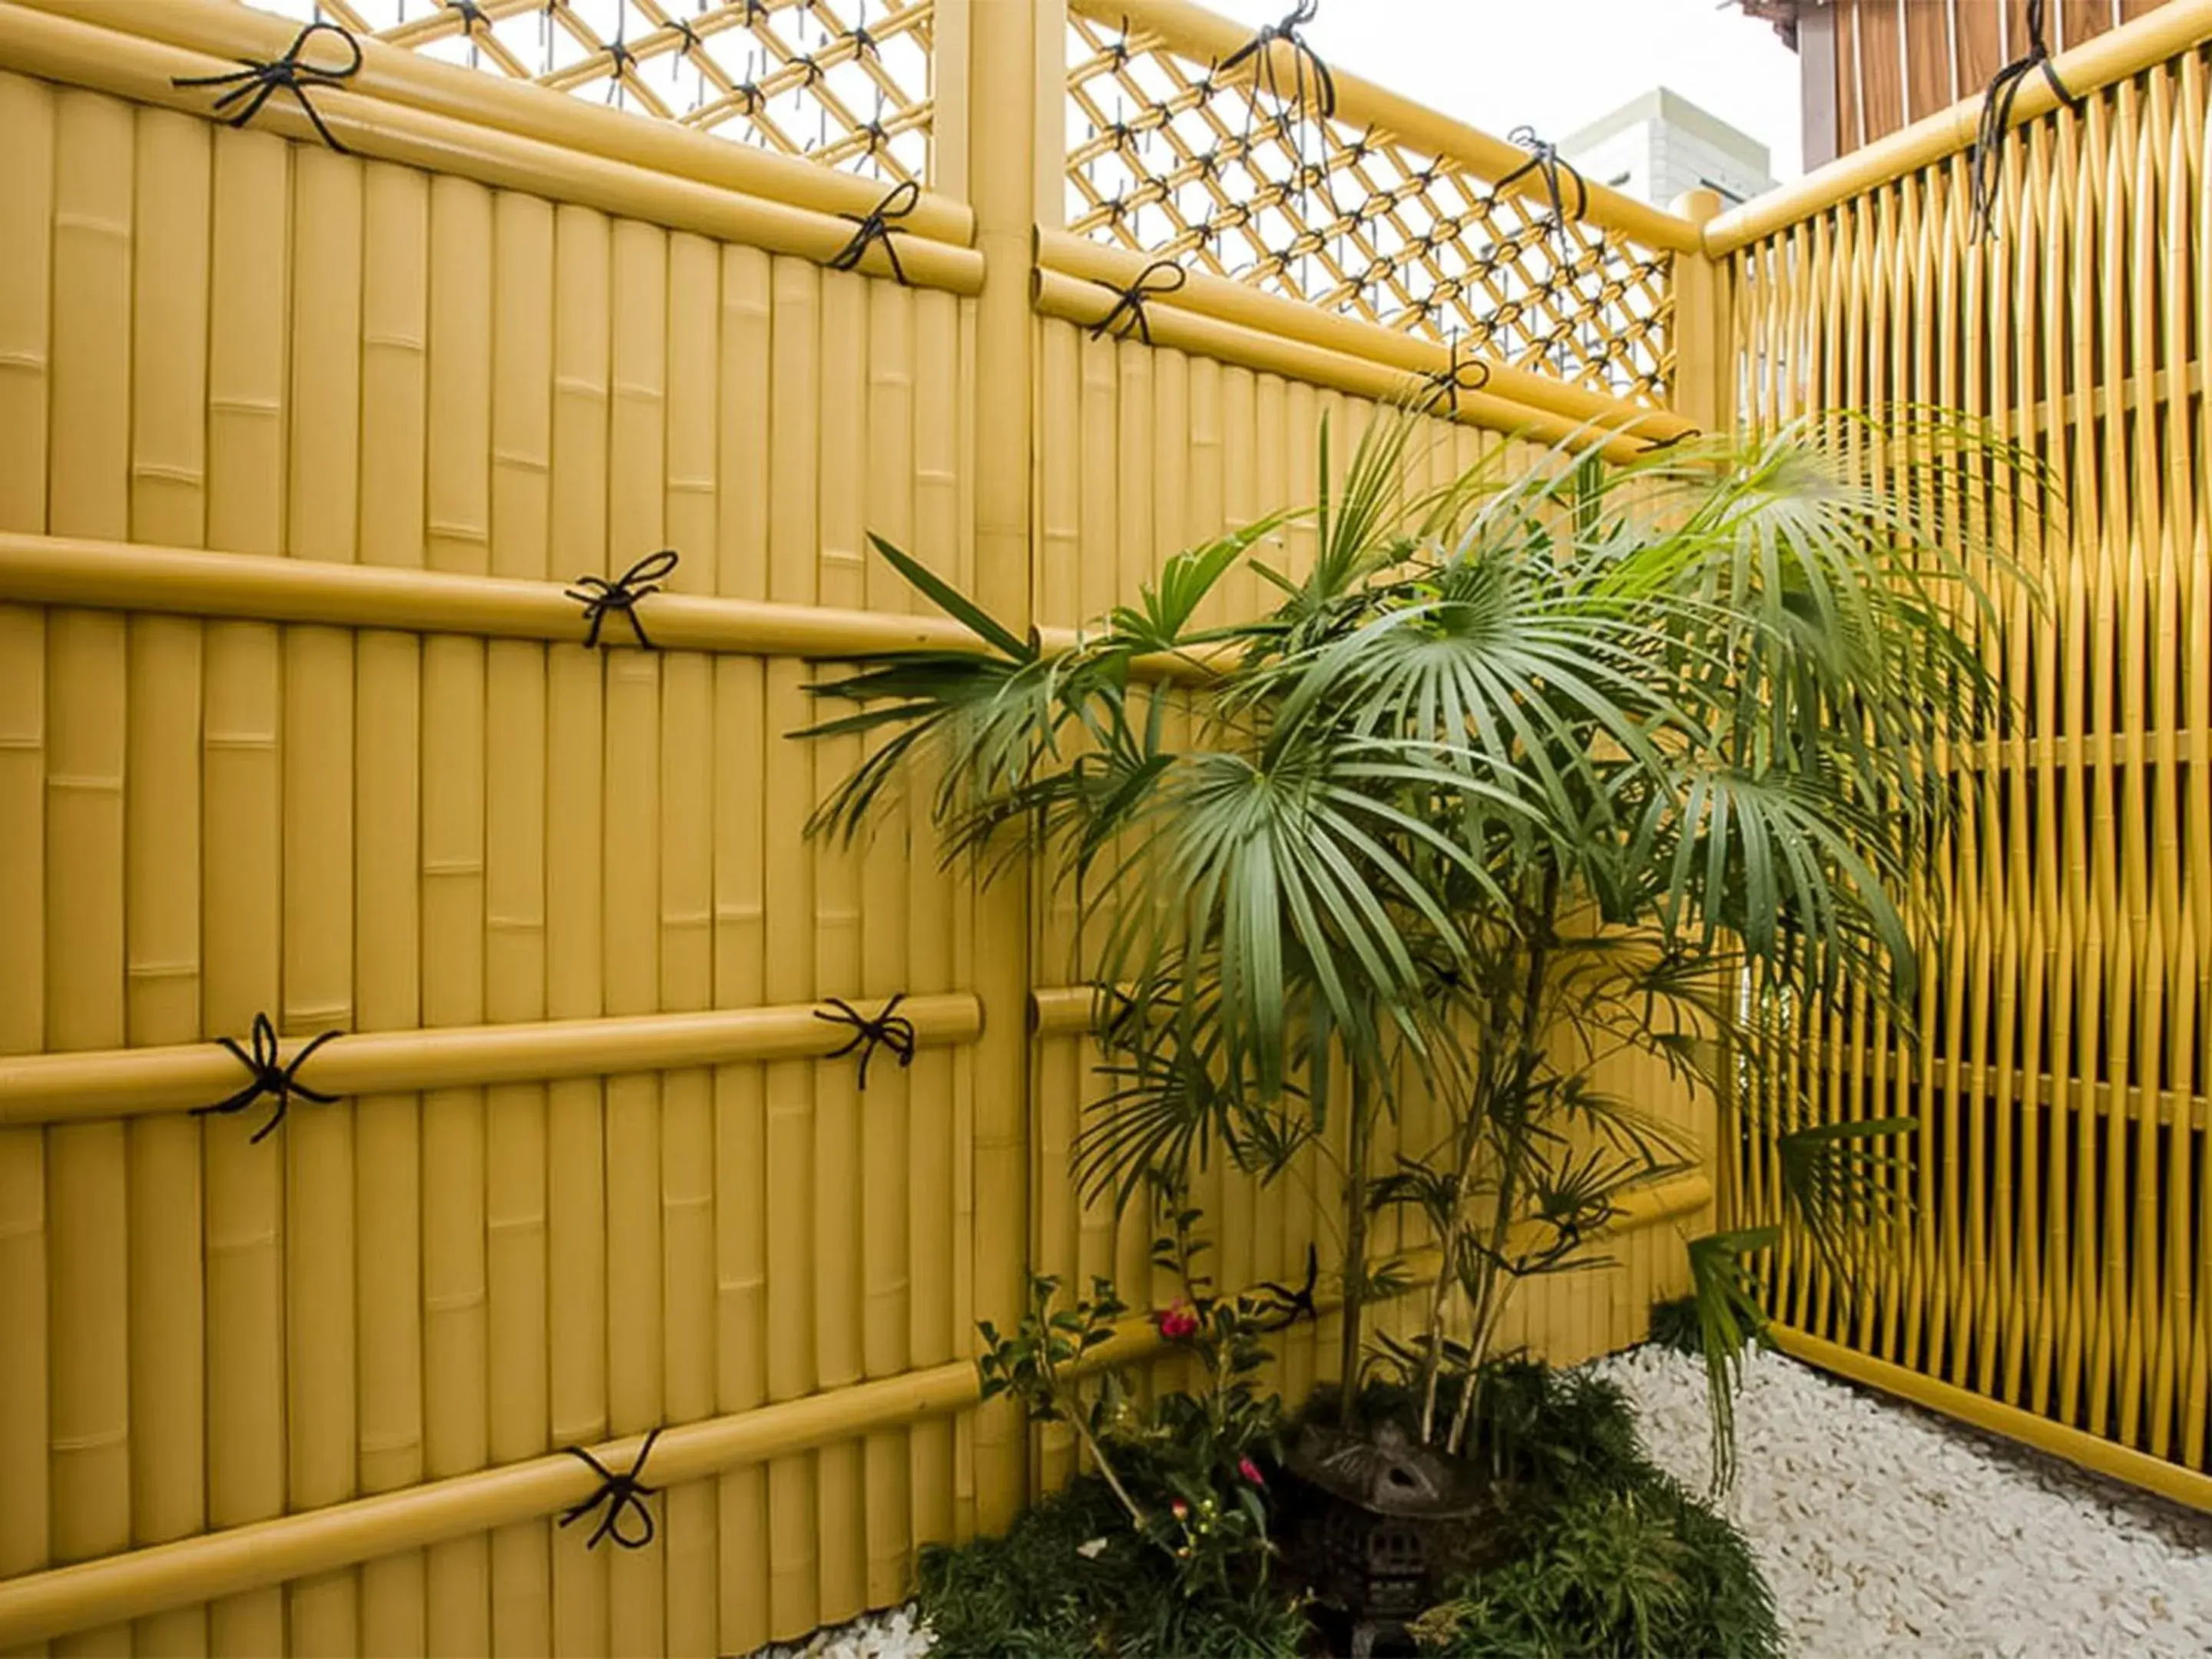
[0, 0, 1861, 1651]
[1713, 2, 2212, 1515]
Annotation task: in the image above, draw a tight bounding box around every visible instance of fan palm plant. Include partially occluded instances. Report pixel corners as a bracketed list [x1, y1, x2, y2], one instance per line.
[800, 408, 2035, 1475]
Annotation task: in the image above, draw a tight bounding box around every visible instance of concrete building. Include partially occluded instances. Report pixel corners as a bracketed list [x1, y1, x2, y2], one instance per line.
[1558, 87, 1778, 213]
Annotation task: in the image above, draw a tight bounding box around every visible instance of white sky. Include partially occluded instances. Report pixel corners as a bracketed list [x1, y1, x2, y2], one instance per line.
[1198, 0, 1806, 181]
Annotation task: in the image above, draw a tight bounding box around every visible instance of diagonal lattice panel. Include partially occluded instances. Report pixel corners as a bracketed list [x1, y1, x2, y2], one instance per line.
[1065, 11, 1671, 404]
[250, 0, 935, 187]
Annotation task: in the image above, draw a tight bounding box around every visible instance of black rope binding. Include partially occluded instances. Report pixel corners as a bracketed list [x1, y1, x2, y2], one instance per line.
[1220, 0, 1336, 144]
[1250, 1244, 1320, 1333]
[1495, 126, 1589, 267]
[1417, 341, 1491, 419]
[559, 1428, 661, 1551]
[1088, 260, 1188, 346]
[193, 1013, 345, 1144]
[1969, 0, 2085, 243]
[567, 549, 680, 650]
[172, 20, 363, 154]
[813, 995, 917, 1090]
[1638, 426, 1699, 455]
[829, 180, 922, 286]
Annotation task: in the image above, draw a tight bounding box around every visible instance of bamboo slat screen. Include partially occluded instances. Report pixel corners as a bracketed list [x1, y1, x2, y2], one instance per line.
[250, 0, 935, 185]
[1727, 40, 2212, 1497]
[1061, 2, 1676, 405]
[0, 2, 1721, 1652]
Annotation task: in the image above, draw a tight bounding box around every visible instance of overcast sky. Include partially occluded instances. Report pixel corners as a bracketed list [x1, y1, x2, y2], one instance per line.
[1198, 0, 1805, 181]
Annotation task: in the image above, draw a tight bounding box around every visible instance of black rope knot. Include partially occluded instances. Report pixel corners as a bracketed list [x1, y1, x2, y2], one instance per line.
[1221, 0, 1336, 139]
[449, 0, 490, 36]
[829, 180, 921, 285]
[1969, 0, 2084, 243]
[666, 17, 702, 56]
[1495, 126, 1588, 265]
[172, 21, 362, 154]
[1250, 1245, 1320, 1333]
[1418, 341, 1491, 417]
[559, 1428, 661, 1551]
[1089, 259, 1187, 346]
[605, 37, 637, 79]
[851, 24, 880, 58]
[813, 995, 917, 1089]
[1638, 426, 1699, 455]
[567, 548, 680, 649]
[194, 1012, 345, 1144]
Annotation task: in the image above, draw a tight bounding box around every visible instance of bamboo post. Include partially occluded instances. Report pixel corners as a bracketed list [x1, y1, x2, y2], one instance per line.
[200, 116, 290, 1659]
[660, 225, 722, 1659]
[957, 0, 1049, 1535]
[545, 199, 612, 1656]
[282, 131, 364, 1657]
[423, 167, 496, 1657]
[712, 240, 773, 1659]
[124, 100, 210, 1659]
[485, 185, 557, 1659]
[0, 65, 53, 1621]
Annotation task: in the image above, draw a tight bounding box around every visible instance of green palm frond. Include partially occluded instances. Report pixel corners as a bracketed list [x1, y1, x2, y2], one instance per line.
[1684, 1227, 1777, 1492]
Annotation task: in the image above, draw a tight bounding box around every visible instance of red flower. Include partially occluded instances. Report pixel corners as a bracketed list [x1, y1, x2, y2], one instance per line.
[1238, 1457, 1266, 1486]
[1156, 1300, 1200, 1340]
[1171, 1498, 1190, 1520]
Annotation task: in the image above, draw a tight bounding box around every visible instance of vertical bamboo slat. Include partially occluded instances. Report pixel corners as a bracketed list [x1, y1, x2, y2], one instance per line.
[124, 101, 210, 1659]
[485, 186, 556, 1659]
[282, 134, 363, 1659]
[201, 118, 290, 1659]
[0, 68, 52, 1606]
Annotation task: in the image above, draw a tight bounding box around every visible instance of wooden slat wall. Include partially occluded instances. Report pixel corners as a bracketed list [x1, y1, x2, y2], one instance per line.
[1826, 0, 2171, 156]
[1730, 38, 2212, 1499]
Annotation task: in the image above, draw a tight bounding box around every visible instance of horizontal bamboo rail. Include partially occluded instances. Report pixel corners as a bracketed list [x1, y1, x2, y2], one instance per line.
[1033, 270, 1671, 466]
[1067, 0, 1700, 256]
[1035, 230, 1698, 447]
[0, 1167, 1711, 1648]
[1770, 1327, 2212, 1514]
[1705, 0, 2212, 252]
[0, 532, 1214, 675]
[12, 0, 972, 247]
[0, 996, 984, 1128]
[0, 3, 984, 295]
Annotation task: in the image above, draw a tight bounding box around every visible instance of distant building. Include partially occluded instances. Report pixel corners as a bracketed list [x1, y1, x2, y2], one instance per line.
[1558, 88, 1777, 213]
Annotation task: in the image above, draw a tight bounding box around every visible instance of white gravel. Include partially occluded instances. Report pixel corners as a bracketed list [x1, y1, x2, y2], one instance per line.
[757, 1345, 2212, 1657]
[1589, 1344, 2212, 1657]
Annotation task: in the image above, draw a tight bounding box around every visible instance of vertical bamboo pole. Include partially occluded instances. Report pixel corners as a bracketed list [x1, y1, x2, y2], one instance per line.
[0, 65, 54, 1618]
[813, 260, 868, 1620]
[861, 273, 917, 1601]
[546, 200, 611, 1659]
[200, 118, 290, 1659]
[356, 155, 431, 1657]
[763, 250, 821, 1641]
[2184, 72, 2212, 1476]
[965, 0, 1045, 1532]
[906, 280, 964, 1556]
[604, 215, 669, 1659]
[422, 168, 495, 1658]
[125, 101, 210, 1659]
[953, 289, 982, 1545]
[283, 132, 363, 1658]
[661, 227, 722, 1659]
[711, 240, 772, 1659]
[45, 90, 132, 1659]
[485, 186, 556, 1659]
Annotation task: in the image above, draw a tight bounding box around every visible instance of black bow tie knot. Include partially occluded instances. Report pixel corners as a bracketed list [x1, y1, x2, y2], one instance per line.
[567, 550, 680, 650]
[560, 1429, 662, 1551]
[172, 21, 363, 154]
[814, 995, 919, 1090]
[194, 1013, 345, 1144]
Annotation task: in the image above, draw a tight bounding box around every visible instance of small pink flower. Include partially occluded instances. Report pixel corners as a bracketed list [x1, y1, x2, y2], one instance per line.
[1238, 1456, 1266, 1486]
[1156, 1301, 1200, 1341]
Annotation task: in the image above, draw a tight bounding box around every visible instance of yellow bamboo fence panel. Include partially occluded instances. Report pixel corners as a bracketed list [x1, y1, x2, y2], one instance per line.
[0, 0, 1743, 1651]
[1717, 7, 2212, 1514]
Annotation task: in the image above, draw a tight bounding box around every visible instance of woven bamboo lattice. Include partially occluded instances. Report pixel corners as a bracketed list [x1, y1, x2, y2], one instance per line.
[1064, 9, 1672, 404]
[252, 0, 934, 184]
